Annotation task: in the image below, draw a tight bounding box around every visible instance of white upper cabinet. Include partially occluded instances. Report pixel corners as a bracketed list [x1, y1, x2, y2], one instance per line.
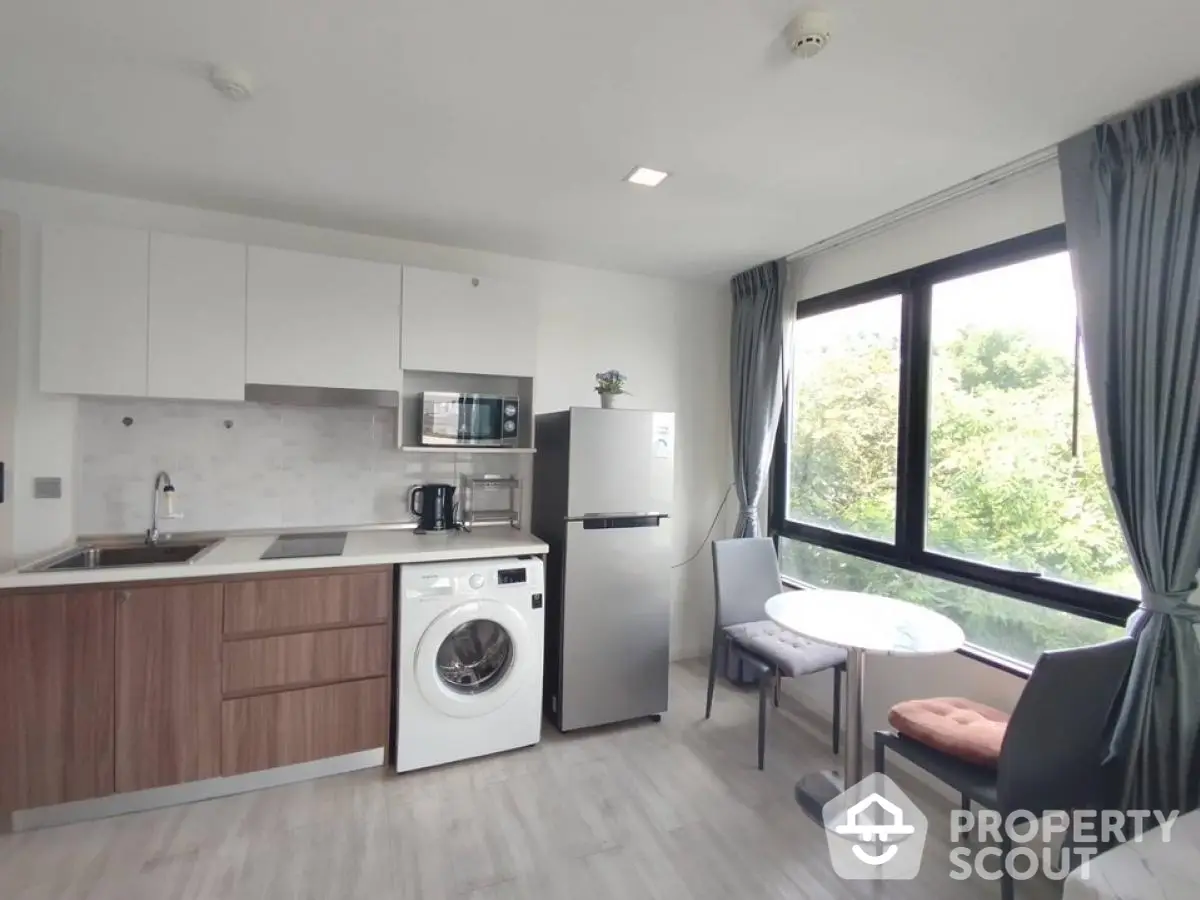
[148, 234, 247, 401]
[39, 232, 539, 401]
[401, 267, 538, 377]
[246, 247, 402, 391]
[40, 224, 150, 397]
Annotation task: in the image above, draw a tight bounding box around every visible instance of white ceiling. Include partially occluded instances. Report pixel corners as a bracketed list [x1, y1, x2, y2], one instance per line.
[0, 1, 1197, 279]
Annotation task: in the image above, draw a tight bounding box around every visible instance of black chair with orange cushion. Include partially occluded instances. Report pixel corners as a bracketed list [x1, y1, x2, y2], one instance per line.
[874, 638, 1136, 900]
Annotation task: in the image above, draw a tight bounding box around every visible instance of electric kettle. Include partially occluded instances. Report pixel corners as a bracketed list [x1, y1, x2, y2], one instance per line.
[409, 483, 457, 532]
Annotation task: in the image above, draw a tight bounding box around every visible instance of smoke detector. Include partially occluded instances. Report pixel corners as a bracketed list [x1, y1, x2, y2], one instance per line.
[786, 11, 832, 59]
[208, 65, 254, 101]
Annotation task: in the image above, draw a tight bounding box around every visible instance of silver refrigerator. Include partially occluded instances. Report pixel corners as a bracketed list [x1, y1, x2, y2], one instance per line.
[533, 407, 675, 731]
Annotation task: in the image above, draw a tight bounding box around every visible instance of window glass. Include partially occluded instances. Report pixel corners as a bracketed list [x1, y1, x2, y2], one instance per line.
[436, 620, 513, 694]
[926, 253, 1138, 597]
[788, 295, 902, 542]
[778, 538, 1124, 666]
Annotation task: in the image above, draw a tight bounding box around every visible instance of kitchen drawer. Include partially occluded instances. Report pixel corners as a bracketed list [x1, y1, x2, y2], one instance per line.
[223, 568, 391, 637]
[222, 625, 391, 696]
[221, 678, 388, 775]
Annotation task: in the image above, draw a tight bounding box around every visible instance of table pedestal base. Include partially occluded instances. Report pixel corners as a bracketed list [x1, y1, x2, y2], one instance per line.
[795, 648, 865, 825]
[794, 769, 844, 823]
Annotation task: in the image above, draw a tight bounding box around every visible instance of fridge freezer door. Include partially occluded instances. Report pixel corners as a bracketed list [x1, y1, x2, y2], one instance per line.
[566, 408, 674, 519]
[558, 516, 671, 730]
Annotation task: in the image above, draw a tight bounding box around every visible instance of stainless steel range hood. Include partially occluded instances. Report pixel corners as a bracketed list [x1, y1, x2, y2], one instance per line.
[244, 383, 399, 408]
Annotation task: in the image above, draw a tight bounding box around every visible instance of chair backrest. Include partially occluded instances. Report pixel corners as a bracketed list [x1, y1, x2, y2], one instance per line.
[711, 538, 783, 629]
[997, 637, 1136, 815]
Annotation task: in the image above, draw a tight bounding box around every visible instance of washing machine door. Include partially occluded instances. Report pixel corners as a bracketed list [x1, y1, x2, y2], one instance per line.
[414, 598, 531, 718]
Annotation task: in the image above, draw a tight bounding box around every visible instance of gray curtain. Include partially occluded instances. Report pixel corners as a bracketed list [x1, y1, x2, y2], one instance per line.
[1059, 83, 1200, 814]
[730, 260, 789, 538]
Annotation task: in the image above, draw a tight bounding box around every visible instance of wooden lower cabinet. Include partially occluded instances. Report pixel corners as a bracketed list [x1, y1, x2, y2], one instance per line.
[0, 590, 115, 811]
[115, 582, 224, 793]
[221, 678, 389, 776]
[222, 624, 391, 696]
[3, 564, 393, 809]
[218, 567, 393, 777]
[223, 568, 391, 637]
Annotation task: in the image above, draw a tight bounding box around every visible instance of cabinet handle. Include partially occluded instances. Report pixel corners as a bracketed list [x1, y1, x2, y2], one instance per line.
[118, 590, 130, 604]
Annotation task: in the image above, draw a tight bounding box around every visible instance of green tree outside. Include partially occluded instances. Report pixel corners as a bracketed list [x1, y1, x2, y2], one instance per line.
[783, 321, 1131, 665]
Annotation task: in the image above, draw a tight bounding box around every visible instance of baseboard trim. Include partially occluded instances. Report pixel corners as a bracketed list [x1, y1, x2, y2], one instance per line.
[9, 748, 386, 832]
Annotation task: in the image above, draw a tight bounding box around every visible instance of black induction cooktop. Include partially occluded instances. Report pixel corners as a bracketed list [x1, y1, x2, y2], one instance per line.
[260, 531, 348, 560]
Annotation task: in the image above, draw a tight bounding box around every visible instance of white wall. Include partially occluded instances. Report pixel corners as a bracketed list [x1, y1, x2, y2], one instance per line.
[76, 398, 525, 534]
[0, 207, 79, 567]
[0, 215, 19, 571]
[792, 162, 1064, 300]
[778, 161, 1069, 781]
[0, 177, 731, 660]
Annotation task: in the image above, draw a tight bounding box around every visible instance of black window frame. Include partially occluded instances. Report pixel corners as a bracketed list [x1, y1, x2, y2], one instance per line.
[770, 224, 1138, 635]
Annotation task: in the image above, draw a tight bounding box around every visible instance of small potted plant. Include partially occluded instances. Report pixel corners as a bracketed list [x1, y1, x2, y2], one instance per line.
[595, 370, 628, 409]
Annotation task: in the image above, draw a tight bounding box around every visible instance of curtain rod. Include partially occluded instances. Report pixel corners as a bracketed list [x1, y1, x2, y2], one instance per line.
[785, 146, 1059, 263]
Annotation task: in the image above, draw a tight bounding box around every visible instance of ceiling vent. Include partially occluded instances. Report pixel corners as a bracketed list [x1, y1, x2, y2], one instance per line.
[786, 11, 832, 59]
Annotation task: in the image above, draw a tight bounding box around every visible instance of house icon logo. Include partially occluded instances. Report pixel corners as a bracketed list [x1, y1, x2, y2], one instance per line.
[834, 793, 916, 865]
[823, 774, 928, 880]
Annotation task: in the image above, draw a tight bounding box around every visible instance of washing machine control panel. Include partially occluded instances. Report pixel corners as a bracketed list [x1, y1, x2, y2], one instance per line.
[403, 560, 542, 603]
[497, 567, 527, 585]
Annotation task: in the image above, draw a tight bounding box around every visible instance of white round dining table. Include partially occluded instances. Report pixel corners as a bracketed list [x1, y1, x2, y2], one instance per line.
[764, 589, 965, 818]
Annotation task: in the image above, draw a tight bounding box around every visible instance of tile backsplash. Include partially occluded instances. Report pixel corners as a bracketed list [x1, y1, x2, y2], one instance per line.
[77, 398, 519, 535]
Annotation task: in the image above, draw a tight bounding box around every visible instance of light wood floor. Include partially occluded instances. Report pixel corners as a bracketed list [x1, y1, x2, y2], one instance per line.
[0, 662, 1055, 899]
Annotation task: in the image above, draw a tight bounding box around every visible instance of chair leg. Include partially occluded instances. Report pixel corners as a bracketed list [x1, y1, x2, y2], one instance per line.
[757, 672, 770, 771]
[874, 735, 885, 774]
[999, 827, 1015, 900]
[832, 665, 843, 756]
[773, 669, 781, 708]
[704, 632, 720, 720]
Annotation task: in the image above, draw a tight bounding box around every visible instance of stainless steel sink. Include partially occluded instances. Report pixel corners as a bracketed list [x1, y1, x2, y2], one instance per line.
[27, 541, 217, 572]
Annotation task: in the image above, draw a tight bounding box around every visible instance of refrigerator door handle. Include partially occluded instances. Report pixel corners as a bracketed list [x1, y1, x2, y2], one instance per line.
[565, 512, 669, 521]
[568, 514, 668, 530]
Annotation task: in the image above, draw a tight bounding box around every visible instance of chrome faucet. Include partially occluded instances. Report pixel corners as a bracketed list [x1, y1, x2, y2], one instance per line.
[146, 471, 175, 545]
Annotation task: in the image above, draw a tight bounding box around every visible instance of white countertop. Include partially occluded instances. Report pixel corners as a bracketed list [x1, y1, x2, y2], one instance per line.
[0, 528, 549, 590]
[1064, 808, 1198, 900]
[764, 589, 966, 655]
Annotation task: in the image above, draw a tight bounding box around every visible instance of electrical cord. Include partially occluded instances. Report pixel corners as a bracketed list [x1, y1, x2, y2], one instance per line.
[672, 482, 736, 569]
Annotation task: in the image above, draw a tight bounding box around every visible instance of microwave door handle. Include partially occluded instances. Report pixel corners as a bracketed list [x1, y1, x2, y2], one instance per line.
[472, 400, 487, 444]
[475, 397, 496, 443]
[479, 397, 497, 441]
[462, 396, 477, 440]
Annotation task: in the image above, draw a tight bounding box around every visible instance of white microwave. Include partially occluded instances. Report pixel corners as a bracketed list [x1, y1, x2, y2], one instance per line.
[420, 392, 520, 447]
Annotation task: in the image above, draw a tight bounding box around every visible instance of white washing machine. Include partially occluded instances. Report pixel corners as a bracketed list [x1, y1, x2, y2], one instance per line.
[395, 557, 545, 773]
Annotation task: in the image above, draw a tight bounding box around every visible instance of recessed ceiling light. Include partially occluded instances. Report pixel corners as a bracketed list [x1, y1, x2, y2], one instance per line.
[624, 166, 670, 188]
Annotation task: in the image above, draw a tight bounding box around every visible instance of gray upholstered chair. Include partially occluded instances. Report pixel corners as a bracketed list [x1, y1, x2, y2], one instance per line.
[707, 537, 848, 770]
[875, 637, 1136, 900]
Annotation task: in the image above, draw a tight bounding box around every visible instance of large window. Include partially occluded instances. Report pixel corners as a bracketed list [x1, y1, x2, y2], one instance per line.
[772, 227, 1137, 668]
[777, 539, 1122, 667]
[789, 294, 901, 542]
